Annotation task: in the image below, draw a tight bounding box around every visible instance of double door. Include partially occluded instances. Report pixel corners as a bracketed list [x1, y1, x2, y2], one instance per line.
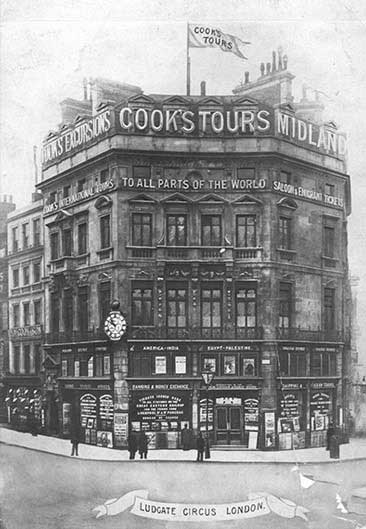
[215, 406, 242, 445]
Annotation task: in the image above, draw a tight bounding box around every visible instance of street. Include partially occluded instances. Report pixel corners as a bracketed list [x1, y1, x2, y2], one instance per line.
[1, 445, 366, 529]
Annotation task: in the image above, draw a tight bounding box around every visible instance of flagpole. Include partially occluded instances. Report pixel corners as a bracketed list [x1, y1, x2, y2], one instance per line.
[186, 22, 191, 96]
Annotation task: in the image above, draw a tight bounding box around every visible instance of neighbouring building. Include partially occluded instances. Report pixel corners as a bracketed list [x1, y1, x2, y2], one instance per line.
[4, 192, 45, 431]
[36, 50, 352, 450]
[0, 194, 16, 422]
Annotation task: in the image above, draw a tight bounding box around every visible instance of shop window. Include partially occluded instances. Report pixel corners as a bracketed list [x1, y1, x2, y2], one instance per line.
[23, 302, 30, 326]
[13, 304, 20, 327]
[223, 355, 236, 375]
[243, 357, 256, 376]
[33, 262, 41, 284]
[132, 284, 153, 326]
[236, 215, 256, 247]
[202, 357, 217, 374]
[279, 350, 306, 376]
[23, 265, 30, 286]
[175, 356, 186, 374]
[279, 217, 291, 250]
[154, 356, 167, 374]
[33, 218, 41, 247]
[323, 226, 335, 258]
[236, 286, 256, 328]
[201, 286, 222, 328]
[167, 286, 187, 328]
[62, 359, 68, 377]
[324, 288, 335, 330]
[131, 351, 151, 377]
[201, 215, 222, 246]
[12, 227, 18, 252]
[22, 223, 29, 249]
[279, 283, 292, 329]
[132, 213, 152, 246]
[74, 359, 80, 377]
[62, 228, 72, 256]
[50, 232, 59, 260]
[51, 293, 60, 333]
[100, 214, 111, 249]
[78, 222, 87, 254]
[78, 286, 89, 333]
[24, 345, 30, 373]
[99, 282, 111, 327]
[88, 356, 94, 377]
[13, 345, 20, 373]
[63, 289, 73, 333]
[13, 268, 19, 288]
[167, 215, 187, 246]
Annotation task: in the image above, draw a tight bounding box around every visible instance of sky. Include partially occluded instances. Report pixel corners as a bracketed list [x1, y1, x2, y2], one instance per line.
[1, 0, 366, 362]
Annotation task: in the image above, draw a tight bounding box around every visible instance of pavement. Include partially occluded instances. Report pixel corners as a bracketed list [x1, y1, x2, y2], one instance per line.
[1, 425, 366, 463]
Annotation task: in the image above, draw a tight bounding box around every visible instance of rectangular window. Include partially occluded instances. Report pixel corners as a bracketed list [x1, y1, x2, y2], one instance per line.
[203, 357, 216, 373]
[280, 170, 292, 184]
[77, 178, 86, 192]
[236, 216, 256, 247]
[167, 286, 187, 328]
[34, 344, 41, 374]
[51, 293, 60, 333]
[61, 359, 68, 377]
[63, 289, 73, 333]
[133, 166, 150, 179]
[279, 350, 306, 376]
[103, 355, 111, 375]
[23, 302, 30, 326]
[175, 356, 187, 374]
[13, 304, 20, 327]
[78, 223, 87, 255]
[12, 227, 18, 252]
[23, 266, 30, 285]
[49, 191, 57, 204]
[279, 283, 292, 329]
[325, 183, 335, 196]
[33, 262, 41, 283]
[236, 287, 256, 328]
[99, 282, 111, 327]
[78, 286, 88, 333]
[63, 185, 70, 198]
[223, 355, 236, 375]
[324, 288, 335, 330]
[201, 286, 222, 328]
[132, 213, 152, 246]
[279, 217, 291, 250]
[33, 218, 41, 247]
[50, 232, 59, 260]
[22, 223, 29, 249]
[243, 357, 256, 376]
[13, 268, 19, 288]
[34, 300, 42, 325]
[132, 284, 153, 326]
[323, 225, 335, 258]
[132, 352, 151, 377]
[74, 359, 80, 377]
[167, 215, 187, 246]
[13, 345, 20, 373]
[201, 215, 222, 246]
[154, 356, 167, 374]
[100, 215, 111, 249]
[88, 356, 94, 377]
[24, 345, 31, 373]
[100, 169, 109, 183]
[62, 228, 72, 256]
[96, 355, 103, 376]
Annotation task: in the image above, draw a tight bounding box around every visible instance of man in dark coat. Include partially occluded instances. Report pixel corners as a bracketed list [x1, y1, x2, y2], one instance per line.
[181, 424, 191, 451]
[70, 421, 81, 456]
[326, 422, 335, 451]
[127, 431, 138, 460]
[138, 431, 149, 459]
[196, 432, 205, 462]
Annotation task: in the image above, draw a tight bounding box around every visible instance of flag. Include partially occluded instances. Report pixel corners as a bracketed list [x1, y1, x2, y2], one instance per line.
[188, 23, 250, 60]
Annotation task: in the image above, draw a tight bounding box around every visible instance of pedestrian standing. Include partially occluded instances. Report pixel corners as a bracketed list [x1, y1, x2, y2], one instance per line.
[326, 421, 335, 451]
[326, 421, 339, 459]
[196, 432, 205, 462]
[127, 431, 137, 460]
[70, 421, 81, 456]
[138, 431, 149, 459]
[181, 424, 191, 451]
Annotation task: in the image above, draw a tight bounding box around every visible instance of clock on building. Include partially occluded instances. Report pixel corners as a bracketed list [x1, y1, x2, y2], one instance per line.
[104, 311, 127, 341]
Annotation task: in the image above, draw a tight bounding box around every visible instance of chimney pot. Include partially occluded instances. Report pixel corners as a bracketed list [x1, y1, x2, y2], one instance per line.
[83, 78, 88, 100]
[272, 51, 276, 72]
[200, 81, 206, 96]
[283, 55, 288, 69]
[244, 71, 249, 84]
[266, 62, 271, 75]
[260, 62, 265, 76]
[278, 47, 283, 70]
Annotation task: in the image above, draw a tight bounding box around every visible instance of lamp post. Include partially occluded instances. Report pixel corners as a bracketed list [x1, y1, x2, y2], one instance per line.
[201, 368, 215, 459]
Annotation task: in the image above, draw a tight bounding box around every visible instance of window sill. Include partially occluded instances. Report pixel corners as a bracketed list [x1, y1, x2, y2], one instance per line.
[322, 256, 338, 268]
[97, 247, 114, 260]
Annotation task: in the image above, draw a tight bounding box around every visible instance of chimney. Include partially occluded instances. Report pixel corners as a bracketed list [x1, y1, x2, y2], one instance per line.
[200, 81, 206, 96]
[260, 63, 265, 76]
[33, 145, 38, 185]
[83, 78, 88, 100]
[266, 62, 271, 75]
[244, 71, 250, 84]
[272, 51, 277, 73]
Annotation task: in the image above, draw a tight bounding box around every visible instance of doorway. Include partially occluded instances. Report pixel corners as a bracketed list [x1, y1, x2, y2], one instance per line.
[215, 406, 242, 445]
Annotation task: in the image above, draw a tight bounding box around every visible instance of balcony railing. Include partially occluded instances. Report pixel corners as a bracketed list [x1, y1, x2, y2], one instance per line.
[234, 247, 263, 260]
[130, 326, 264, 340]
[276, 327, 344, 342]
[126, 245, 266, 262]
[9, 324, 43, 339]
[45, 328, 107, 344]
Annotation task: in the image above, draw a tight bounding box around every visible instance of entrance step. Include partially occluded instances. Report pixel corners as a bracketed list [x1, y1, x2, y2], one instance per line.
[211, 445, 250, 451]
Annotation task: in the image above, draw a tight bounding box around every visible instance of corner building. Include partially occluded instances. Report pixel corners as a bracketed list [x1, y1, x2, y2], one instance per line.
[39, 54, 351, 450]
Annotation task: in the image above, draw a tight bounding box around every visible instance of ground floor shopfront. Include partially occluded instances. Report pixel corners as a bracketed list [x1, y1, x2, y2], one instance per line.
[3, 376, 43, 432]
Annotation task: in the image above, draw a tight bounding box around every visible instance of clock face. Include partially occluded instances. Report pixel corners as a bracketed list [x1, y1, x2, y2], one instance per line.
[104, 312, 127, 341]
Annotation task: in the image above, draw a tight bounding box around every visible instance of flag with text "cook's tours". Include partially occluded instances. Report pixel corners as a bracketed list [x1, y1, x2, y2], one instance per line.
[188, 24, 250, 60]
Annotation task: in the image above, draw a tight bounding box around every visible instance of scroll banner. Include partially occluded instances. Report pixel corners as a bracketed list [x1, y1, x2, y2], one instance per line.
[93, 490, 309, 522]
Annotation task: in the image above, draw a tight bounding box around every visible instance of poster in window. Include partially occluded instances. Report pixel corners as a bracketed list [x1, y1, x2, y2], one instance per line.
[97, 430, 113, 448]
[223, 355, 236, 375]
[155, 356, 167, 374]
[243, 358, 255, 376]
[103, 355, 110, 375]
[175, 356, 186, 374]
[203, 357, 216, 373]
